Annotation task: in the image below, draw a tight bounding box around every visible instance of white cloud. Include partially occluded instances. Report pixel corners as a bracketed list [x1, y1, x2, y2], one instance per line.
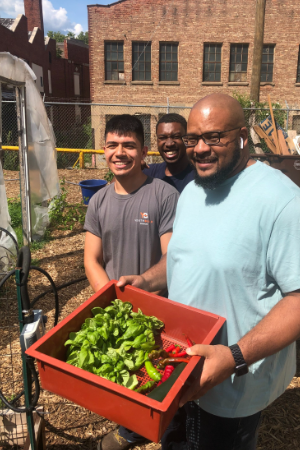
[0, 0, 84, 36]
[0, 0, 24, 17]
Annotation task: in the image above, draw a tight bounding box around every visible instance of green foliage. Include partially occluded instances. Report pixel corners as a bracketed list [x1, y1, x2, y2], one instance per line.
[233, 92, 285, 127]
[7, 198, 51, 249]
[233, 92, 286, 154]
[82, 117, 93, 149]
[104, 169, 114, 183]
[66, 31, 76, 39]
[76, 31, 89, 45]
[47, 31, 66, 42]
[64, 299, 164, 390]
[56, 47, 63, 58]
[47, 30, 88, 45]
[49, 178, 86, 230]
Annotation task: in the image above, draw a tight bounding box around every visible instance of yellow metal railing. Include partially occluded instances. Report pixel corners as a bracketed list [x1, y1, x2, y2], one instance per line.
[2, 146, 160, 169]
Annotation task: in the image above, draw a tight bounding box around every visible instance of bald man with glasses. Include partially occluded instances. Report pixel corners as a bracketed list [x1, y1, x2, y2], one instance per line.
[118, 93, 300, 450]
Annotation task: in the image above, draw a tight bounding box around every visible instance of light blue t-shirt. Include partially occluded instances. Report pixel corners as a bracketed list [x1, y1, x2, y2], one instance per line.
[167, 161, 300, 418]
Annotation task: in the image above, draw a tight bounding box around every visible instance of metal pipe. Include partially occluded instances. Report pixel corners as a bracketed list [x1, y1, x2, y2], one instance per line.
[15, 269, 36, 450]
[16, 86, 31, 245]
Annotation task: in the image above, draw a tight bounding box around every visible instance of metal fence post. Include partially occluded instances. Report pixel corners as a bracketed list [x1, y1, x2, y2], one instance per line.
[285, 101, 289, 132]
[16, 85, 31, 245]
[79, 151, 84, 169]
[15, 268, 36, 450]
[0, 82, 3, 168]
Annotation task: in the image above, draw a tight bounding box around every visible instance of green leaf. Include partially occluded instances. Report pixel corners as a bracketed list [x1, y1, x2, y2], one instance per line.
[92, 307, 105, 316]
[78, 348, 88, 368]
[123, 375, 138, 390]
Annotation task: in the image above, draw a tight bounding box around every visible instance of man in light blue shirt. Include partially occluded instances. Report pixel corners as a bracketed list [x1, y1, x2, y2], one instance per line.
[118, 94, 300, 450]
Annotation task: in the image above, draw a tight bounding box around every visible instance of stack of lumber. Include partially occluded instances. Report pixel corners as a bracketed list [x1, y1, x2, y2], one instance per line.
[253, 95, 295, 155]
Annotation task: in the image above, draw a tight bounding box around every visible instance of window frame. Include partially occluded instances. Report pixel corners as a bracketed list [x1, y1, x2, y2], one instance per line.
[159, 42, 178, 82]
[203, 43, 222, 82]
[297, 45, 300, 83]
[229, 44, 249, 82]
[104, 41, 124, 81]
[261, 44, 275, 83]
[132, 42, 151, 81]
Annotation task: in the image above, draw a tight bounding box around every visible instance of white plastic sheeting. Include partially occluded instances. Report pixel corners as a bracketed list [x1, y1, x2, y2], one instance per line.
[0, 160, 17, 274]
[0, 52, 60, 241]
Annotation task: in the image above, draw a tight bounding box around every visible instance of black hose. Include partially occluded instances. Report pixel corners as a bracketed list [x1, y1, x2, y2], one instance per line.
[0, 245, 85, 414]
[29, 266, 59, 327]
[0, 355, 40, 413]
[17, 246, 31, 311]
[31, 275, 87, 303]
[0, 226, 19, 258]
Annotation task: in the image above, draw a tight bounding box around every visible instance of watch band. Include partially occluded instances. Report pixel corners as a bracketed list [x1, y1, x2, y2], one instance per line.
[229, 344, 249, 376]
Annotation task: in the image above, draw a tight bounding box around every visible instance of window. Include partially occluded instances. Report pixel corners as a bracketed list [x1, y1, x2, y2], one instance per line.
[261, 45, 275, 82]
[31, 63, 44, 93]
[297, 46, 300, 83]
[229, 44, 248, 82]
[48, 70, 52, 94]
[292, 115, 300, 134]
[132, 42, 151, 81]
[74, 73, 80, 96]
[105, 42, 124, 80]
[203, 44, 222, 82]
[159, 43, 178, 81]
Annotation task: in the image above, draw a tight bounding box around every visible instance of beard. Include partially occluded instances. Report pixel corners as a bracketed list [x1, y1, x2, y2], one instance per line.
[194, 142, 241, 190]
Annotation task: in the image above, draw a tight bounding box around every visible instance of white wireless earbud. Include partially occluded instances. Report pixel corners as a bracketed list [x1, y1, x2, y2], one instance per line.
[240, 137, 244, 149]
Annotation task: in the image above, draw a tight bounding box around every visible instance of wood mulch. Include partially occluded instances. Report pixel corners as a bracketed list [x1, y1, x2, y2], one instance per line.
[1, 168, 300, 449]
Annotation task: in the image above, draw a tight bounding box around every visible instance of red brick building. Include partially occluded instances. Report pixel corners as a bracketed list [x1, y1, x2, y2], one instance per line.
[0, 0, 90, 101]
[87, 0, 300, 149]
[88, 0, 300, 107]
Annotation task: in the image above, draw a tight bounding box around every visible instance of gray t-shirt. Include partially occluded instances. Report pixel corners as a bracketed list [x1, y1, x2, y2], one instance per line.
[84, 177, 179, 280]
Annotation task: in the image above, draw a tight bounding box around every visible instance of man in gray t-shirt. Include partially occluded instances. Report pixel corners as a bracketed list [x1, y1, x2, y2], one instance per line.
[84, 176, 178, 282]
[84, 114, 179, 293]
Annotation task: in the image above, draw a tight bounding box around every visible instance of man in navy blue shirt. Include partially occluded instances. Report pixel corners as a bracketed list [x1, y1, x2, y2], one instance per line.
[143, 113, 195, 193]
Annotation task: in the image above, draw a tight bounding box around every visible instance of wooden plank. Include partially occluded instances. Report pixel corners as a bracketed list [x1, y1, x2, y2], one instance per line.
[23, 411, 45, 450]
[253, 125, 277, 153]
[267, 94, 281, 154]
[277, 130, 291, 155]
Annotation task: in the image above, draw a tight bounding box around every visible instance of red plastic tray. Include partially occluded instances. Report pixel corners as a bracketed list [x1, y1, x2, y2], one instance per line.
[26, 281, 225, 442]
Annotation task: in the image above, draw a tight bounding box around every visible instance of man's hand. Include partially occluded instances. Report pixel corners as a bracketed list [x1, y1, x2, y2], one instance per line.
[117, 275, 150, 291]
[179, 344, 235, 407]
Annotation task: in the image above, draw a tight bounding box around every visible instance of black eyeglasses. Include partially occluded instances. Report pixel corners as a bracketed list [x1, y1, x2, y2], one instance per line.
[182, 127, 241, 147]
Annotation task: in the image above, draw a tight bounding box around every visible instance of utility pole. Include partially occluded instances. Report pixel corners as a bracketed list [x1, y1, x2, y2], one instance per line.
[250, 0, 266, 102]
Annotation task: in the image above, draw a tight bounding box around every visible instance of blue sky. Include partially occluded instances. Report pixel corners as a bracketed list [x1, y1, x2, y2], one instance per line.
[0, 0, 113, 35]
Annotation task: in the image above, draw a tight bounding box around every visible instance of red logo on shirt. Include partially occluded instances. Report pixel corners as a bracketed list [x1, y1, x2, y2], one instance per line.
[140, 212, 149, 219]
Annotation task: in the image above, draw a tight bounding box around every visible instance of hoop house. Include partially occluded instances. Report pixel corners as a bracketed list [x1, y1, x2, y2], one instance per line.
[0, 52, 59, 245]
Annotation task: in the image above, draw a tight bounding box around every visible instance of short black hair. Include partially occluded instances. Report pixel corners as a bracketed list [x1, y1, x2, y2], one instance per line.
[156, 113, 187, 133]
[105, 114, 144, 147]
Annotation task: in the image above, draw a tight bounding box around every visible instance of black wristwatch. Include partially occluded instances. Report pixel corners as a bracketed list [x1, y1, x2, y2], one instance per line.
[229, 344, 249, 377]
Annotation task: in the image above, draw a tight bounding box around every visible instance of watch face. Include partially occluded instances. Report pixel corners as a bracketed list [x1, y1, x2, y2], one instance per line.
[236, 364, 249, 377]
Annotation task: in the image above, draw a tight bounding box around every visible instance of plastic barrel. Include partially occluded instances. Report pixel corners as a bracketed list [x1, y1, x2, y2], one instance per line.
[79, 179, 107, 205]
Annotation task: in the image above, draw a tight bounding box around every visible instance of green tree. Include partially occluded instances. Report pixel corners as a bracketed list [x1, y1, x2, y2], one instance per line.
[47, 30, 66, 42]
[66, 31, 76, 39]
[77, 31, 89, 45]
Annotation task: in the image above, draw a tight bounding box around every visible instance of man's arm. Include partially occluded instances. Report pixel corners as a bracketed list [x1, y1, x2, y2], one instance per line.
[117, 253, 167, 292]
[160, 231, 172, 255]
[179, 291, 300, 406]
[84, 231, 110, 292]
[116, 232, 172, 292]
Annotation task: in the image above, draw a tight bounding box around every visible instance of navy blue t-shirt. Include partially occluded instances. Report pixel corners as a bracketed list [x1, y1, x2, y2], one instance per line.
[143, 162, 195, 193]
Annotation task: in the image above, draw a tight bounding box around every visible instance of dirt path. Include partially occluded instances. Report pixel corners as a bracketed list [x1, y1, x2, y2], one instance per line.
[2, 168, 300, 449]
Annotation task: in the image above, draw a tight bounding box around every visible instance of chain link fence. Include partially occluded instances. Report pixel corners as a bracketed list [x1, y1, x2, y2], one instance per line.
[2, 99, 300, 171]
